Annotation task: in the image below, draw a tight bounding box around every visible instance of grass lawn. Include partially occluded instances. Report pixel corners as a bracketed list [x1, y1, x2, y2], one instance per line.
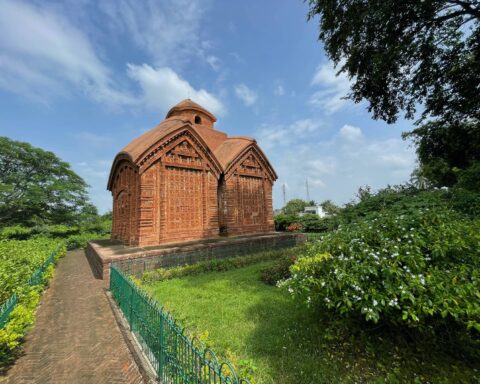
[143, 261, 479, 383]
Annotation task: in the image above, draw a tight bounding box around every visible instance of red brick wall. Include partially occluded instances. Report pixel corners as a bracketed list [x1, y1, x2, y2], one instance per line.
[111, 160, 139, 245]
[222, 150, 275, 235]
[137, 135, 220, 246]
[110, 131, 275, 246]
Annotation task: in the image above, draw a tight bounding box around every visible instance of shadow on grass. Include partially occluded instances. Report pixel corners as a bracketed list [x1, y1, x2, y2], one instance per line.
[146, 262, 480, 384]
[242, 290, 480, 384]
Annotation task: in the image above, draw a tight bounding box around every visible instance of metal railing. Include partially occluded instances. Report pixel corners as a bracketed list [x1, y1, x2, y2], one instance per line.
[28, 249, 57, 286]
[0, 293, 17, 328]
[110, 265, 251, 384]
[304, 232, 323, 242]
[0, 245, 61, 329]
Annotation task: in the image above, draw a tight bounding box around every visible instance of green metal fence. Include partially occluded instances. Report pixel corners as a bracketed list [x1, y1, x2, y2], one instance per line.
[0, 245, 61, 329]
[0, 293, 17, 328]
[28, 249, 57, 286]
[304, 232, 323, 242]
[110, 265, 251, 384]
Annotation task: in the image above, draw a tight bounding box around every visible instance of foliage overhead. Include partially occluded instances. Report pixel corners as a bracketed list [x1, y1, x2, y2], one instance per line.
[0, 137, 90, 226]
[307, 0, 480, 125]
[404, 121, 480, 187]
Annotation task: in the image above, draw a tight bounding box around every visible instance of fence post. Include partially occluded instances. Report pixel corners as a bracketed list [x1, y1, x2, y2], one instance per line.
[158, 312, 164, 378]
[129, 282, 134, 329]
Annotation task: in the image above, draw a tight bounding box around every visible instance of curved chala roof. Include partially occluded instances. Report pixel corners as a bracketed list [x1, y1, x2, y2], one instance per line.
[107, 100, 277, 190]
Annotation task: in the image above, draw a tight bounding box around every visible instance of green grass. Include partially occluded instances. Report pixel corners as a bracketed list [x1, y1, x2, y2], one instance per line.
[144, 261, 479, 383]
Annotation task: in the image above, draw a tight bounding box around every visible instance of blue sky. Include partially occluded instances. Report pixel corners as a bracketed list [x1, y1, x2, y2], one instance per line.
[0, 0, 417, 213]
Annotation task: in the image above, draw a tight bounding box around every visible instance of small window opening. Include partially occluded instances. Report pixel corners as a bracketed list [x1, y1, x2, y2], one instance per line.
[194, 115, 202, 124]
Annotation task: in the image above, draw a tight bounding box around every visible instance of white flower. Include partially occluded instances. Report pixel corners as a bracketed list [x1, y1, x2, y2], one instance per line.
[388, 298, 398, 306]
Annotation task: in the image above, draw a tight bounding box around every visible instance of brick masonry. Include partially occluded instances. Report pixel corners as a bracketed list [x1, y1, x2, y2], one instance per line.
[107, 99, 278, 246]
[86, 233, 306, 283]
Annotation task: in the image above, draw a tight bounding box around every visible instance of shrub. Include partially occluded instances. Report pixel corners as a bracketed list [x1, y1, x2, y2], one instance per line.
[0, 238, 63, 302]
[141, 248, 300, 284]
[282, 206, 480, 332]
[286, 223, 302, 232]
[0, 226, 34, 240]
[65, 232, 109, 250]
[260, 255, 297, 285]
[44, 224, 80, 237]
[298, 214, 322, 232]
[0, 244, 65, 368]
[274, 213, 299, 231]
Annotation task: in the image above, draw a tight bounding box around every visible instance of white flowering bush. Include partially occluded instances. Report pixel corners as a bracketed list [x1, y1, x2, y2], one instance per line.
[282, 207, 480, 331]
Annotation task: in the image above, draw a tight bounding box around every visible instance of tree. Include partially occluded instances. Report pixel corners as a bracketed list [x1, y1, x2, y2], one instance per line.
[404, 121, 480, 187]
[306, 0, 480, 125]
[0, 136, 90, 226]
[319, 199, 341, 215]
[282, 199, 310, 214]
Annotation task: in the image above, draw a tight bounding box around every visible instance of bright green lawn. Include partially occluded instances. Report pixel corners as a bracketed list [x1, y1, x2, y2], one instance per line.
[144, 261, 479, 384]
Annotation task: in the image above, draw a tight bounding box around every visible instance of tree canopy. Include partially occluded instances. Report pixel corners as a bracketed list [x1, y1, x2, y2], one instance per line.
[282, 199, 314, 214]
[306, 0, 480, 125]
[404, 120, 480, 187]
[0, 136, 90, 226]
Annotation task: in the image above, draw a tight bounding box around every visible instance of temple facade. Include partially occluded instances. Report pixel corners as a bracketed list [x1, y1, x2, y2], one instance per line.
[107, 100, 277, 246]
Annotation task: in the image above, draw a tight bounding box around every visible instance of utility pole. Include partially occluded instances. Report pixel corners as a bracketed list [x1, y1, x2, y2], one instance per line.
[306, 178, 310, 202]
[282, 183, 286, 207]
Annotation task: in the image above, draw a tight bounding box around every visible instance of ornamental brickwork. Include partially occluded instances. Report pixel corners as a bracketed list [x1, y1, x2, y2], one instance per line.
[107, 100, 277, 246]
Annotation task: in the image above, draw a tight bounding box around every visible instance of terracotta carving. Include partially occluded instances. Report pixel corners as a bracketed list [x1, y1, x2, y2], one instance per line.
[107, 100, 277, 246]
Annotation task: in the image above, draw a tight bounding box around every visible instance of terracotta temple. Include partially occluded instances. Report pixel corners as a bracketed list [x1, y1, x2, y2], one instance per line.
[107, 100, 277, 246]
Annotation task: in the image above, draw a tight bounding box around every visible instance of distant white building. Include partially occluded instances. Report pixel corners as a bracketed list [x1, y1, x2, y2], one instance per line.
[300, 205, 327, 218]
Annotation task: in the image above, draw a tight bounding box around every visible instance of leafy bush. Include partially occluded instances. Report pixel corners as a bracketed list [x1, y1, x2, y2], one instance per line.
[0, 226, 34, 240]
[43, 224, 80, 237]
[298, 214, 322, 232]
[0, 242, 65, 368]
[0, 286, 41, 367]
[282, 206, 480, 332]
[274, 213, 299, 231]
[65, 232, 109, 250]
[260, 255, 297, 285]
[141, 248, 299, 284]
[0, 238, 63, 302]
[286, 223, 302, 232]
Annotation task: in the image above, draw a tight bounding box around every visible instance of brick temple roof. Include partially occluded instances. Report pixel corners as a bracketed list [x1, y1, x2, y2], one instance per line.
[108, 100, 277, 190]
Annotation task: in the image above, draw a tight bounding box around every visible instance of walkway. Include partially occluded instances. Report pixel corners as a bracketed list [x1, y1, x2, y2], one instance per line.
[1, 250, 145, 384]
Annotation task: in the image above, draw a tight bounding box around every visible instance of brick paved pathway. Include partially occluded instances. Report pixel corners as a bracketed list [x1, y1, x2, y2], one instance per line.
[1, 250, 145, 384]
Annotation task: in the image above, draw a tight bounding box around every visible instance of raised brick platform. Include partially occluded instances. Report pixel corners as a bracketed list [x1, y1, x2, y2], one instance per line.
[86, 233, 305, 282]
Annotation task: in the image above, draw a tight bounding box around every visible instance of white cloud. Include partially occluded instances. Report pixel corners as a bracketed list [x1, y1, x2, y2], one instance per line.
[0, 0, 223, 113]
[274, 84, 285, 96]
[234, 83, 258, 107]
[205, 55, 221, 71]
[261, 120, 416, 208]
[339, 124, 363, 142]
[309, 62, 352, 114]
[127, 64, 225, 116]
[75, 132, 114, 147]
[98, 0, 208, 67]
[257, 119, 322, 150]
[0, 0, 132, 106]
[77, 160, 110, 180]
[305, 159, 336, 175]
[291, 119, 321, 134]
